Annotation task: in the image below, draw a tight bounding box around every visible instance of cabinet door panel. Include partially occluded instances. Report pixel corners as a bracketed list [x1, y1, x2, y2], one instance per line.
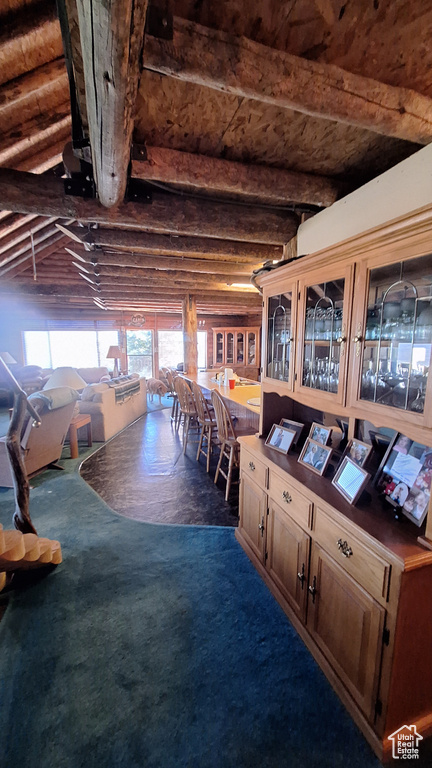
[267, 501, 310, 620]
[307, 543, 385, 720]
[264, 283, 297, 389]
[239, 473, 267, 563]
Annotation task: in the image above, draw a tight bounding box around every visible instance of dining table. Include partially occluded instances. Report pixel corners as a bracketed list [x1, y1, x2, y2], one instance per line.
[181, 371, 261, 432]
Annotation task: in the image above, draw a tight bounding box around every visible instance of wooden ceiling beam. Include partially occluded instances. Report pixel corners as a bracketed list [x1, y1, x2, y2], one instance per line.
[132, 145, 341, 207]
[57, 223, 279, 261]
[0, 109, 71, 169]
[75, 274, 256, 293]
[0, 4, 63, 87]
[0, 224, 62, 269]
[69, 0, 149, 207]
[0, 234, 69, 279]
[75, 263, 253, 285]
[0, 169, 298, 244]
[0, 58, 68, 135]
[0, 216, 58, 256]
[73, 253, 257, 277]
[144, 16, 432, 145]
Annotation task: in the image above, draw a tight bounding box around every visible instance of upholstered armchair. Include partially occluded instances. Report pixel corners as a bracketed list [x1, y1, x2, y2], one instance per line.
[0, 387, 79, 488]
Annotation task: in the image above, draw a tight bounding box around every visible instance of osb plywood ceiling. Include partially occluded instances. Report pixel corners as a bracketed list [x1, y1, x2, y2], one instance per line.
[0, 0, 432, 316]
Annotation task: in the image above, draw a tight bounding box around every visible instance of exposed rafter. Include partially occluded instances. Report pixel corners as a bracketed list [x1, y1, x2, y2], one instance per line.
[143, 16, 432, 144]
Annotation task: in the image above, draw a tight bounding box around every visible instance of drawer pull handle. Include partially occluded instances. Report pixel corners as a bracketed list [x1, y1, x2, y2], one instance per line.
[337, 538, 353, 558]
[248, 461, 255, 471]
[297, 563, 305, 589]
[282, 490, 292, 504]
[308, 576, 317, 603]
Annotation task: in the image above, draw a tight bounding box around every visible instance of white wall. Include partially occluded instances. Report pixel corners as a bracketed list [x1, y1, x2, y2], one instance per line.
[297, 143, 432, 256]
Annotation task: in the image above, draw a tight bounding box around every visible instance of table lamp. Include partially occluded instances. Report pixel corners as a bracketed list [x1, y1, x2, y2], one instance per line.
[106, 345, 122, 377]
[43, 367, 87, 391]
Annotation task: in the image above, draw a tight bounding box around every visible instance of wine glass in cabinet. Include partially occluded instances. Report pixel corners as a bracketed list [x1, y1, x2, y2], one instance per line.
[295, 266, 353, 407]
[264, 285, 296, 390]
[349, 251, 432, 427]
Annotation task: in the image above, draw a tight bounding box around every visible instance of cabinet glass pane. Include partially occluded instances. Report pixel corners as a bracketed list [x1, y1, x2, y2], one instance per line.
[360, 254, 432, 413]
[215, 332, 223, 364]
[302, 280, 344, 393]
[247, 332, 257, 365]
[226, 333, 234, 364]
[236, 332, 245, 364]
[267, 292, 293, 381]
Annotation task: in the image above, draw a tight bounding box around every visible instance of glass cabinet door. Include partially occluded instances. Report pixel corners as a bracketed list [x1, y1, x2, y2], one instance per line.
[215, 332, 224, 365]
[300, 278, 346, 396]
[266, 291, 294, 384]
[247, 332, 257, 365]
[226, 332, 234, 364]
[236, 332, 245, 364]
[359, 253, 432, 414]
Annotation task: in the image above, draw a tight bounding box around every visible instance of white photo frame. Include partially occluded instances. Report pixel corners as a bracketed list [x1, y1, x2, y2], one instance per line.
[332, 456, 370, 505]
[265, 424, 296, 455]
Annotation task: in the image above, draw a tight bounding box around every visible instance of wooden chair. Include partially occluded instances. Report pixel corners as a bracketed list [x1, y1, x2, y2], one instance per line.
[191, 381, 217, 473]
[165, 368, 180, 428]
[211, 389, 254, 501]
[174, 376, 198, 453]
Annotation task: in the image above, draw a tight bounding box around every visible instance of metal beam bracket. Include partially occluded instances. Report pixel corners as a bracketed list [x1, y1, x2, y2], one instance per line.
[126, 178, 153, 204]
[64, 175, 96, 199]
[145, 4, 173, 40]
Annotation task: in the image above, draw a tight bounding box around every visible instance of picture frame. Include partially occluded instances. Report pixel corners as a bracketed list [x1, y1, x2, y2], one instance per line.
[298, 438, 332, 476]
[332, 456, 370, 505]
[342, 438, 372, 469]
[265, 424, 297, 455]
[279, 418, 304, 445]
[402, 488, 430, 527]
[308, 422, 332, 445]
[374, 434, 432, 523]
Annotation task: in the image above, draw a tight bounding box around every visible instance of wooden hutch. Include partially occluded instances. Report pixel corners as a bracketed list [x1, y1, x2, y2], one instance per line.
[212, 326, 260, 380]
[236, 206, 432, 762]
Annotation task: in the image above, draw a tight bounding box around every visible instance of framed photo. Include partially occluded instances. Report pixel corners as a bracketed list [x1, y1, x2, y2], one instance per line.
[279, 418, 304, 445]
[375, 434, 432, 520]
[332, 456, 370, 505]
[343, 438, 372, 469]
[265, 424, 296, 455]
[298, 438, 332, 476]
[402, 488, 430, 527]
[308, 422, 332, 445]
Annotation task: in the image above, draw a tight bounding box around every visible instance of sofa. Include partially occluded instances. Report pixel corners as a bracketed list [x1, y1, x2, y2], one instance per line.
[0, 386, 79, 488]
[78, 374, 147, 441]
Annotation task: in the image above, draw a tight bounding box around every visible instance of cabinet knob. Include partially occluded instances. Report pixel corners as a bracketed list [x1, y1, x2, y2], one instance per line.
[282, 490, 292, 504]
[352, 324, 363, 357]
[336, 336, 347, 344]
[337, 538, 353, 557]
[352, 335, 363, 343]
[258, 517, 265, 536]
[297, 563, 305, 589]
[249, 461, 255, 471]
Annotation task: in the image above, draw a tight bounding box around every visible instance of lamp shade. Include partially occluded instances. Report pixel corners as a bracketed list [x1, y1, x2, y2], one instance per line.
[43, 367, 87, 391]
[0, 352, 17, 364]
[106, 345, 121, 359]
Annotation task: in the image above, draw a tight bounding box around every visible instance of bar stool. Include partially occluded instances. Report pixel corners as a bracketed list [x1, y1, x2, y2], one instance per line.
[166, 368, 180, 429]
[211, 389, 254, 501]
[191, 381, 217, 473]
[174, 376, 199, 453]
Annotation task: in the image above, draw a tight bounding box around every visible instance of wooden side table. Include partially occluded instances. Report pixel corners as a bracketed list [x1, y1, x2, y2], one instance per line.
[67, 413, 92, 459]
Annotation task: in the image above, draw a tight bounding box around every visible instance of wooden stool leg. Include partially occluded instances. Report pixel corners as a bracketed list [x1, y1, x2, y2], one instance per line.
[225, 444, 235, 501]
[214, 440, 224, 484]
[69, 424, 78, 459]
[206, 425, 212, 473]
[196, 424, 205, 462]
[183, 414, 190, 453]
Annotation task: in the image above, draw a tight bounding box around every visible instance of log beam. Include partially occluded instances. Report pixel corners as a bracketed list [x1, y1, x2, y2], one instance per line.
[58, 224, 279, 261]
[69, 250, 257, 276]
[75, 263, 253, 285]
[144, 17, 432, 145]
[132, 145, 341, 207]
[183, 294, 198, 378]
[0, 5, 63, 87]
[72, 0, 149, 207]
[0, 169, 298, 244]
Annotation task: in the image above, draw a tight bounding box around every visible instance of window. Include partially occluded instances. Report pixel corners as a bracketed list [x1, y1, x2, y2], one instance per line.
[158, 330, 207, 370]
[23, 330, 120, 369]
[126, 330, 153, 377]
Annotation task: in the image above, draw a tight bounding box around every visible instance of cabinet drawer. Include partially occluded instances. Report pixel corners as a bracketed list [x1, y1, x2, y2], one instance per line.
[240, 448, 268, 489]
[269, 472, 312, 529]
[314, 508, 391, 602]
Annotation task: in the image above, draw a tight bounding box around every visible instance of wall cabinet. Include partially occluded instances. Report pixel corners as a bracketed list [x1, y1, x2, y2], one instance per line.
[213, 327, 260, 379]
[260, 212, 432, 441]
[236, 434, 432, 761]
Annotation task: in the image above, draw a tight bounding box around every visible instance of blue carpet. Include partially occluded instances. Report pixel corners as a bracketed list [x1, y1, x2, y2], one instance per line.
[0, 435, 414, 767]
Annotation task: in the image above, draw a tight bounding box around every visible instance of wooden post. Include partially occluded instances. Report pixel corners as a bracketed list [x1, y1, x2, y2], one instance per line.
[182, 294, 198, 378]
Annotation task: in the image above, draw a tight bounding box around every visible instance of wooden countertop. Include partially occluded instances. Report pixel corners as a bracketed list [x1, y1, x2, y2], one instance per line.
[182, 371, 261, 413]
